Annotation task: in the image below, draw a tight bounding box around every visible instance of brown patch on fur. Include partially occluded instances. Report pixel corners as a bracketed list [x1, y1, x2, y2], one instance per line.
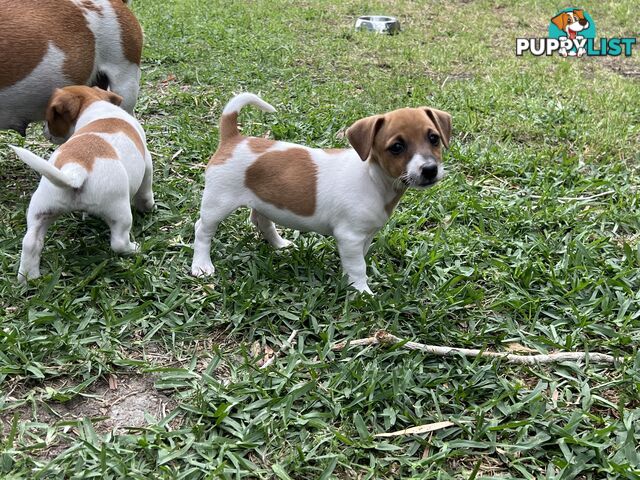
[385, 190, 405, 215]
[245, 148, 317, 216]
[0, 0, 95, 89]
[79, 0, 103, 15]
[109, 0, 143, 65]
[76, 118, 144, 155]
[248, 137, 275, 154]
[46, 86, 123, 139]
[54, 133, 118, 172]
[208, 136, 243, 168]
[219, 112, 239, 141]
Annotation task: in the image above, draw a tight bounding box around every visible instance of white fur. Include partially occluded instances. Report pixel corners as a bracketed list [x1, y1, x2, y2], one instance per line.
[0, 0, 140, 133]
[191, 94, 429, 294]
[223, 93, 276, 115]
[13, 101, 154, 283]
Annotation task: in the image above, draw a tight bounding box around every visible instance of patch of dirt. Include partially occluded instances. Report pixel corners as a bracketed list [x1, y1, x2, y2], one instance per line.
[1, 374, 175, 433]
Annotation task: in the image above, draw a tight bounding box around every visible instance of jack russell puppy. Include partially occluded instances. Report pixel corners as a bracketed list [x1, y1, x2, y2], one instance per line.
[11, 85, 154, 283]
[191, 93, 451, 293]
[0, 0, 142, 135]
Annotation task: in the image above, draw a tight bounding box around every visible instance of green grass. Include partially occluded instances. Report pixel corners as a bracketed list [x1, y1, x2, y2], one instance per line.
[1, 0, 640, 478]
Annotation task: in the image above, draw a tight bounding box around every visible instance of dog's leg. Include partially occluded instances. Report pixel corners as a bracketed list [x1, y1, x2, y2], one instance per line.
[133, 158, 155, 213]
[191, 203, 236, 276]
[250, 209, 292, 249]
[104, 204, 139, 254]
[104, 63, 141, 113]
[18, 206, 59, 283]
[362, 234, 375, 256]
[335, 231, 372, 294]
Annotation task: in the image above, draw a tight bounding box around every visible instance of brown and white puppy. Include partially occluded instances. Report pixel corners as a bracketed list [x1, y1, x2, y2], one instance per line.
[191, 93, 451, 293]
[551, 9, 590, 57]
[0, 0, 142, 136]
[11, 86, 154, 283]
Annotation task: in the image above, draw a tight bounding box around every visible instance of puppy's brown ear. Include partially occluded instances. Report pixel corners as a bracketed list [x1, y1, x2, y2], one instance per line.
[106, 91, 123, 106]
[93, 86, 123, 106]
[346, 115, 385, 161]
[573, 9, 585, 20]
[46, 89, 82, 137]
[423, 108, 452, 148]
[551, 12, 568, 31]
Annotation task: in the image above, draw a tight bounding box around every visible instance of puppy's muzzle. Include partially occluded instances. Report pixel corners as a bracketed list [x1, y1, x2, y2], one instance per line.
[421, 163, 438, 182]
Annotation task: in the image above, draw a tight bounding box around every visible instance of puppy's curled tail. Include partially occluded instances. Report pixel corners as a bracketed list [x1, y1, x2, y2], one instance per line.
[10, 146, 86, 189]
[219, 93, 276, 141]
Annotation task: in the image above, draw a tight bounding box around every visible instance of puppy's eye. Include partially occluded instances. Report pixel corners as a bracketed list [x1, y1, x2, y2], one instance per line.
[428, 133, 440, 146]
[388, 142, 405, 155]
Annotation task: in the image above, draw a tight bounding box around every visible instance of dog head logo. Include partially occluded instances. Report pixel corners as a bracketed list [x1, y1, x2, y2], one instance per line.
[548, 8, 596, 57]
[516, 8, 636, 57]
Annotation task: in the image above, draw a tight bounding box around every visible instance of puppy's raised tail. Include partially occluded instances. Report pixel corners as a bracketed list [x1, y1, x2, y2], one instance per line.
[219, 93, 276, 141]
[10, 146, 86, 189]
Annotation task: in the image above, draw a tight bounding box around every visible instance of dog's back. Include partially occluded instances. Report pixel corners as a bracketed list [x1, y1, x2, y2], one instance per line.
[0, 0, 142, 134]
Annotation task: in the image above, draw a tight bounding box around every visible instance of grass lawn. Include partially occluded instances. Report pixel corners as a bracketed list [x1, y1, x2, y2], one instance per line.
[1, 0, 640, 478]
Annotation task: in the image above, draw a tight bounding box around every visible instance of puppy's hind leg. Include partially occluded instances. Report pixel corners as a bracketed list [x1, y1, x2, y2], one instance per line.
[191, 202, 237, 277]
[101, 200, 139, 254]
[102, 63, 141, 113]
[133, 158, 155, 213]
[250, 209, 292, 249]
[18, 205, 60, 283]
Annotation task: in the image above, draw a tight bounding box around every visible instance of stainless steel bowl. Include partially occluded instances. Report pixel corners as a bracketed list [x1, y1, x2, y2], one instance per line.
[355, 16, 401, 35]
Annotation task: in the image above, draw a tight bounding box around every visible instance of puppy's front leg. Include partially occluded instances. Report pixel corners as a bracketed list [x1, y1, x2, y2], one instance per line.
[335, 231, 373, 294]
[250, 209, 292, 249]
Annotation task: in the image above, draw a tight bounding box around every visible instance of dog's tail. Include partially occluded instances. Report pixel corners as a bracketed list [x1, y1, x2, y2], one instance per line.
[219, 93, 276, 141]
[10, 146, 87, 189]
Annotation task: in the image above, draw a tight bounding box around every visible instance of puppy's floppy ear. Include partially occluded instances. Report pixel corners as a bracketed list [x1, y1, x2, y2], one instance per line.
[423, 108, 452, 148]
[93, 86, 123, 106]
[551, 12, 568, 31]
[573, 9, 585, 20]
[346, 115, 385, 161]
[46, 89, 82, 136]
[106, 91, 123, 106]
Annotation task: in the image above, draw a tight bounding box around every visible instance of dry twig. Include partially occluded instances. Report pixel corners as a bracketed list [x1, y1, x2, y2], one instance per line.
[333, 331, 619, 365]
[260, 330, 298, 369]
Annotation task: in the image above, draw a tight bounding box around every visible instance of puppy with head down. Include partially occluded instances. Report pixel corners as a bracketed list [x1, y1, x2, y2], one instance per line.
[11, 86, 154, 283]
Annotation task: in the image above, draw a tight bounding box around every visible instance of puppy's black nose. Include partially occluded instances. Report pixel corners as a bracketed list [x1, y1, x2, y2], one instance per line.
[421, 163, 438, 180]
[579, 19, 588, 26]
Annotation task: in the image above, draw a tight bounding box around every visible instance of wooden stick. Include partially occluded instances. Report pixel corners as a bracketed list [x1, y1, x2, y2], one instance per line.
[332, 331, 620, 365]
[260, 330, 298, 369]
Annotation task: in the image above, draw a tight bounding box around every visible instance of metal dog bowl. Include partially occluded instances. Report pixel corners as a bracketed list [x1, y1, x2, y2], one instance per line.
[355, 16, 401, 35]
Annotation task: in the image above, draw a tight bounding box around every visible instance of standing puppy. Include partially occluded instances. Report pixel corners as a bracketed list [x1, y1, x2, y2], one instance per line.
[11, 86, 154, 283]
[191, 93, 451, 293]
[0, 0, 142, 135]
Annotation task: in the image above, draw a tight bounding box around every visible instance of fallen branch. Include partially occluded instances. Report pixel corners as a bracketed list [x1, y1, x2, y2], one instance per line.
[333, 331, 620, 365]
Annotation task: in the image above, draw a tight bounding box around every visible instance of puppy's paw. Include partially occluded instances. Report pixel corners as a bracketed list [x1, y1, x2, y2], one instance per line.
[274, 239, 293, 249]
[191, 262, 215, 277]
[353, 282, 373, 295]
[17, 269, 39, 284]
[136, 197, 155, 213]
